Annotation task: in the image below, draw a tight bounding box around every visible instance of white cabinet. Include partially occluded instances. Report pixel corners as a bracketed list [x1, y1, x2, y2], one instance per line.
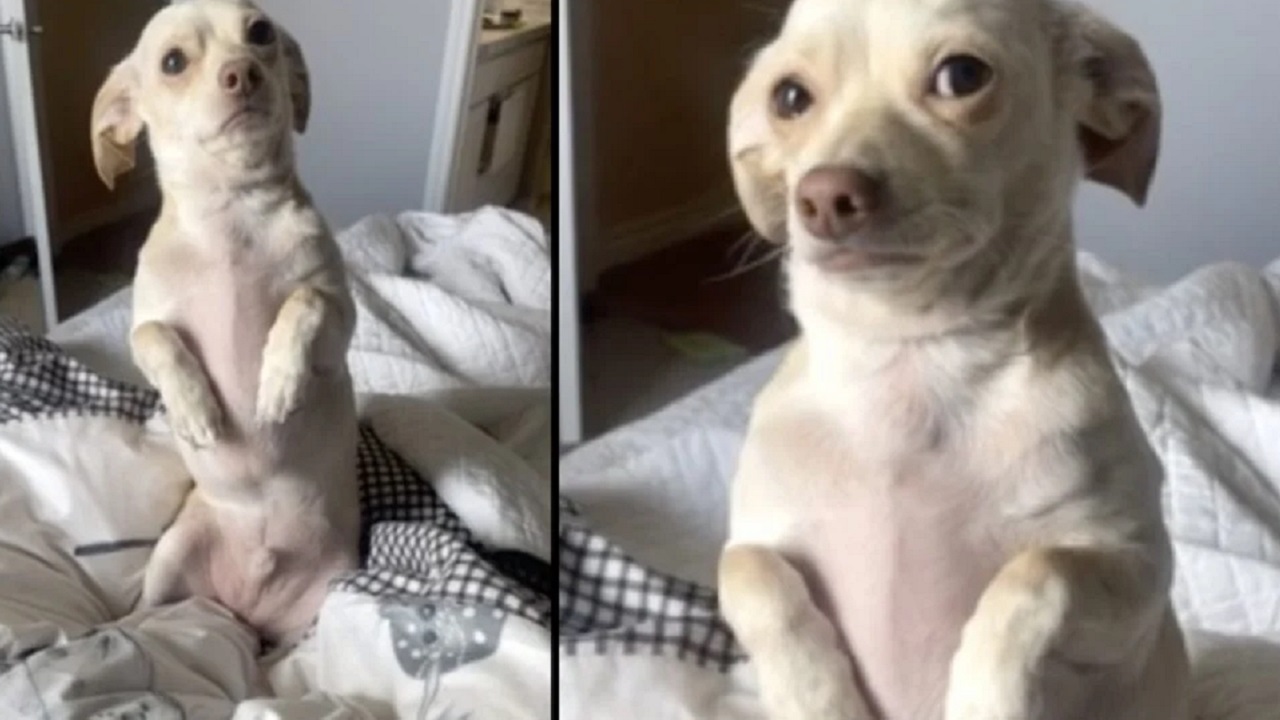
[448, 36, 548, 212]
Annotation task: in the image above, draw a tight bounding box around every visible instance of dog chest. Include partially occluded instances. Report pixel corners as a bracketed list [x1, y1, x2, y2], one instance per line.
[171, 248, 293, 420]
[732, 378, 1019, 719]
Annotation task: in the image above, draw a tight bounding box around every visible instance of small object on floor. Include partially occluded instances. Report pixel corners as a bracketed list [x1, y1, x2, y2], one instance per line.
[661, 331, 749, 364]
[0, 245, 34, 283]
[482, 9, 524, 30]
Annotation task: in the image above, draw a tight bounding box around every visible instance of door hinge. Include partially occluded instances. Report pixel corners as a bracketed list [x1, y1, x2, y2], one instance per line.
[0, 19, 42, 42]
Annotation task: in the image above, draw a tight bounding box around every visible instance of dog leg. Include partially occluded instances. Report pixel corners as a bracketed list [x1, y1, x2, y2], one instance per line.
[256, 285, 346, 425]
[720, 545, 873, 720]
[138, 492, 210, 610]
[132, 321, 223, 447]
[944, 547, 1166, 720]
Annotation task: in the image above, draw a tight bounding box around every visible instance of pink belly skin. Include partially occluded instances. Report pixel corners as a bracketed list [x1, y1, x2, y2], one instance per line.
[784, 477, 1007, 720]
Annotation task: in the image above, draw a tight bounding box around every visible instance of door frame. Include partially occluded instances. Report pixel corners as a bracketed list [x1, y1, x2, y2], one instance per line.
[0, 0, 57, 330]
[557, 0, 584, 445]
[423, 0, 482, 213]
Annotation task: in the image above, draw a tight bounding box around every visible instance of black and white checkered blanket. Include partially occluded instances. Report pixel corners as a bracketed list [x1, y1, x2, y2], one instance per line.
[557, 497, 746, 671]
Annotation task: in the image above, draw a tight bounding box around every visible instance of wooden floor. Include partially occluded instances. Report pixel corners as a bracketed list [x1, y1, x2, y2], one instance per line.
[587, 223, 797, 353]
[578, 222, 797, 437]
[57, 209, 154, 277]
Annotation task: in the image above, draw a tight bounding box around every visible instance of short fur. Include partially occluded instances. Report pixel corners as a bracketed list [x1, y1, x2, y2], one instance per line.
[92, 0, 359, 644]
[719, 0, 1188, 718]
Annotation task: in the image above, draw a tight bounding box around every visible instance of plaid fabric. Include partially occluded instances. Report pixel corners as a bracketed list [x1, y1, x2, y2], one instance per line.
[558, 498, 746, 672]
[0, 318, 550, 629]
[335, 425, 553, 628]
[0, 321, 159, 424]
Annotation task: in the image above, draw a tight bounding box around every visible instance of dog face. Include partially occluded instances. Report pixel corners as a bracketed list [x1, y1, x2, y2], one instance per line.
[729, 0, 1160, 293]
[91, 0, 310, 189]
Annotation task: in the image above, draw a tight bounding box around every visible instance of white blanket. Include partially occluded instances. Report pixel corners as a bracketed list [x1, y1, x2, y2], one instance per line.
[0, 207, 552, 719]
[560, 252, 1280, 719]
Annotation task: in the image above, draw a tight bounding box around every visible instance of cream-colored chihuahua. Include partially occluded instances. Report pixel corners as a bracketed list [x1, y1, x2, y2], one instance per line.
[719, 0, 1189, 718]
[91, 0, 359, 644]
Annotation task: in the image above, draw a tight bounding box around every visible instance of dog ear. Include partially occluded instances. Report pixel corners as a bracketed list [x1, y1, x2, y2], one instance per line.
[1063, 3, 1161, 206]
[279, 27, 311, 134]
[728, 71, 789, 244]
[90, 62, 144, 191]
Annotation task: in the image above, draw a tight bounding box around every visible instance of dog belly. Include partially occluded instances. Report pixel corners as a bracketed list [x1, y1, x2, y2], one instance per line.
[781, 485, 1006, 720]
[190, 495, 360, 642]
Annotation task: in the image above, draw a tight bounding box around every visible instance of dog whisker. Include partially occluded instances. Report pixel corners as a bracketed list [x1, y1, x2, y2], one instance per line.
[707, 230, 787, 283]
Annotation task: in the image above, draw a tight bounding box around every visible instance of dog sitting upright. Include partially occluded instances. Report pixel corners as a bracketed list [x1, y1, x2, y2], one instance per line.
[719, 0, 1190, 719]
[91, 0, 360, 644]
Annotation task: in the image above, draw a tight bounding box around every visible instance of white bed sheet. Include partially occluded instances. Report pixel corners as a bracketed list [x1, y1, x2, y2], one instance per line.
[561, 252, 1280, 718]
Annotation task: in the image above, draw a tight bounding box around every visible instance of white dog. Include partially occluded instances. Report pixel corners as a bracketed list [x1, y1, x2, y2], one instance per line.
[718, 0, 1190, 718]
[91, 0, 360, 644]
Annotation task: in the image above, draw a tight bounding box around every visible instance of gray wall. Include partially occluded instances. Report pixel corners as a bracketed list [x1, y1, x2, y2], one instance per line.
[1072, 0, 1280, 282]
[259, 0, 452, 230]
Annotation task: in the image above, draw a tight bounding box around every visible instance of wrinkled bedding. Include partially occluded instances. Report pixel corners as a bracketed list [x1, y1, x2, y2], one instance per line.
[0, 207, 553, 719]
[559, 253, 1280, 720]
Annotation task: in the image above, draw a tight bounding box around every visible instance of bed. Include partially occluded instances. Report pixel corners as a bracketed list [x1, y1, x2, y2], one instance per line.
[559, 252, 1280, 720]
[0, 207, 553, 719]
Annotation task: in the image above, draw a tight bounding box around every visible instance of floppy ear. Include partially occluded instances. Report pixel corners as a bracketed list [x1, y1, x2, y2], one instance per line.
[279, 27, 311, 133]
[1063, 3, 1162, 206]
[90, 61, 144, 191]
[727, 68, 788, 244]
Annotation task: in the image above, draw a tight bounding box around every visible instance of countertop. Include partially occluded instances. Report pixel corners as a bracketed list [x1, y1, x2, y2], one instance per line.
[477, 5, 551, 61]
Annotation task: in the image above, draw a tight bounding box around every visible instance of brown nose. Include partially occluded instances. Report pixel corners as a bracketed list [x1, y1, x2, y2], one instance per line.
[219, 58, 263, 97]
[795, 166, 882, 241]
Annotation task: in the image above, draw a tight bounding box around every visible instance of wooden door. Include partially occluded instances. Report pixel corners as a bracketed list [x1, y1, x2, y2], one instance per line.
[0, 0, 164, 328]
[34, 0, 166, 245]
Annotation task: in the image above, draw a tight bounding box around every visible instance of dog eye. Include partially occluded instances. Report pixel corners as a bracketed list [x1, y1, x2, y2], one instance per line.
[771, 77, 813, 120]
[161, 48, 188, 75]
[930, 55, 992, 98]
[246, 19, 276, 46]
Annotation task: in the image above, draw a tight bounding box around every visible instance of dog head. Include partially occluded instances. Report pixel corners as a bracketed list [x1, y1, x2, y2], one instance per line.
[728, 0, 1160, 301]
[91, 0, 310, 190]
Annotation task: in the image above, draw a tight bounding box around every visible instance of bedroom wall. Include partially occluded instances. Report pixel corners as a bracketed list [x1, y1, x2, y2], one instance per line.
[254, 0, 453, 230]
[1066, 0, 1280, 282]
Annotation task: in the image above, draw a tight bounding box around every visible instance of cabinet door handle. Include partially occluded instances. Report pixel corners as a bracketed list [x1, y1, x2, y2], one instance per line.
[478, 94, 505, 175]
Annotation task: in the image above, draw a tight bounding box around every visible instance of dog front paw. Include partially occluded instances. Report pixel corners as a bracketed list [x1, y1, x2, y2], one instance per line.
[764, 684, 868, 720]
[256, 357, 308, 425]
[944, 655, 1037, 720]
[944, 595, 1065, 718]
[163, 379, 223, 447]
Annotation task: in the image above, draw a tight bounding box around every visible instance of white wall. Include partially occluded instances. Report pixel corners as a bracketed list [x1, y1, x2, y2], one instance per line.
[1072, 0, 1280, 282]
[241, 0, 454, 229]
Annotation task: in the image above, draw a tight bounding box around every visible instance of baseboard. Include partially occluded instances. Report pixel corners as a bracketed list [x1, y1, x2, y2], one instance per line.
[583, 190, 744, 288]
[55, 178, 159, 249]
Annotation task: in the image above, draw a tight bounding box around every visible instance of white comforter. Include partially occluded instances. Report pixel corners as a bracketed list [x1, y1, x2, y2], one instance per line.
[560, 253, 1280, 719]
[0, 207, 553, 719]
